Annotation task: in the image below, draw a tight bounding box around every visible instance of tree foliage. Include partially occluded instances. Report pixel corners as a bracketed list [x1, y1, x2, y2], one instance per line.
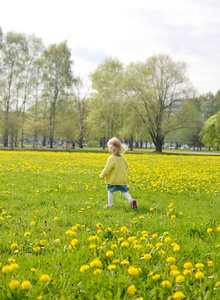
[200, 111, 220, 147]
[0, 27, 219, 150]
[122, 54, 193, 151]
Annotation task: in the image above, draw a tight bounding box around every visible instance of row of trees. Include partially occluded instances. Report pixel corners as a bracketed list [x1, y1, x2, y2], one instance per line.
[0, 28, 219, 152]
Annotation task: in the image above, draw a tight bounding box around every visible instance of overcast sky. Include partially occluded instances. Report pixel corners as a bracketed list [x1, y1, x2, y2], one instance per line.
[1, 0, 220, 95]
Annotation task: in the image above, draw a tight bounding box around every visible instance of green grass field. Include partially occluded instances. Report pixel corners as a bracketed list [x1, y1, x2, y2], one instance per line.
[0, 151, 220, 299]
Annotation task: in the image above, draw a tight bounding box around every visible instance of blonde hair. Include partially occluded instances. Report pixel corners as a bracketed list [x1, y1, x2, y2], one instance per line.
[107, 137, 128, 155]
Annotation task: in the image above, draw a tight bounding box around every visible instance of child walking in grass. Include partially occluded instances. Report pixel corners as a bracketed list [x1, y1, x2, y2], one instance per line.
[99, 137, 137, 209]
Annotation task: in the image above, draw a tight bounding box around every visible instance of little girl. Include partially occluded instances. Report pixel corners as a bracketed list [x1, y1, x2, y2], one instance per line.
[99, 137, 137, 209]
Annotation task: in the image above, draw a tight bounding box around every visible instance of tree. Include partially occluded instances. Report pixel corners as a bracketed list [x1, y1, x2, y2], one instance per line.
[168, 97, 205, 149]
[122, 54, 193, 152]
[42, 41, 74, 148]
[1, 31, 28, 146]
[200, 111, 220, 147]
[55, 96, 78, 150]
[90, 57, 123, 148]
[73, 78, 89, 148]
[200, 92, 220, 120]
[19, 35, 44, 147]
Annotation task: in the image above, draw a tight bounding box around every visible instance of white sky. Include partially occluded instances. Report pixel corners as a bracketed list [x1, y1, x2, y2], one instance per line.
[1, 0, 220, 95]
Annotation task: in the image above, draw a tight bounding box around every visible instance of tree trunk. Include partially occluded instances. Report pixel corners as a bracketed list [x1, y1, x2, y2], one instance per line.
[79, 118, 83, 148]
[10, 133, 14, 150]
[49, 104, 54, 148]
[129, 136, 133, 151]
[21, 128, 24, 147]
[42, 136, 47, 147]
[102, 136, 105, 150]
[155, 136, 163, 152]
[14, 133, 18, 148]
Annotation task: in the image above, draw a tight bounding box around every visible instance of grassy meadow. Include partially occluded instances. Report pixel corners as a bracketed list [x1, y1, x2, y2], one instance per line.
[0, 151, 220, 299]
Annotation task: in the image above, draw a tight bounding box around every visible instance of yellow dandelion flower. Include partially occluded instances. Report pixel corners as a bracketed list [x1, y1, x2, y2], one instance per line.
[121, 260, 129, 265]
[80, 265, 90, 272]
[170, 265, 178, 270]
[96, 223, 103, 228]
[118, 237, 124, 243]
[70, 239, 78, 246]
[90, 259, 102, 268]
[24, 232, 31, 237]
[106, 251, 114, 257]
[11, 243, 18, 250]
[158, 250, 165, 256]
[133, 244, 142, 250]
[163, 231, 169, 235]
[170, 270, 181, 277]
[94, 268, 102, 275]
[9, 263, 19, 271]
[173, 291, 185, 299]
[112, 259, 120, 264]
[21, 280, 32, 290]
[207, 260, 214, 267]
[146, 243, 154, 249]
[88, 236, 99, 242]
[128, 266, 140, 276]
[120, 226, 128, 233]
[215, 281, 220, 288]
[195, 271, 204, 279]
[152, 274, 160, 281]
[165, 237, 172, 243]
[167, 257, 176, 264]
[31, 221, 36, 226]
[108, 264, 116, 270]
[195, 263, 204, 270]
[39, 240, 46, 246]
[65, 229, 75, 236]
[9, 280, 20, 290]
[183, 269, 192, 276]
[173, 245, 180, 252]
[161, 280, 171, 288]
[54, 217, 59, 221]
[33, 247, 41, 253]
[128, 236, 136, 242]
[142, 253, 152, 260]
[111, 244, 117, 250]
[127, 285, 136, 296]
[121, 241, 129, 248]
[2, 265, 11, 274]
[207, 228, 213, 233]
[40, 274, 50, 282]
[175, 275, 185, 283]
[31, 268, 37, 272]
[183, 262, 193, 269]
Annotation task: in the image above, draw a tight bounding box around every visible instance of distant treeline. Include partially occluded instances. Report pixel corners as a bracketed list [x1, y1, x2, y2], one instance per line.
[0, 27, 219, 152]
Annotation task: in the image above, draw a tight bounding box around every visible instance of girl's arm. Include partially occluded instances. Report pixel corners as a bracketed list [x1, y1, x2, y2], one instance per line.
[99, 157, 113, 179]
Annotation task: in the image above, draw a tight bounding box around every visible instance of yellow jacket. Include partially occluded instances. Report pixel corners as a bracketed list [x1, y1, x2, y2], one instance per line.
[99, 155, 128, 185]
